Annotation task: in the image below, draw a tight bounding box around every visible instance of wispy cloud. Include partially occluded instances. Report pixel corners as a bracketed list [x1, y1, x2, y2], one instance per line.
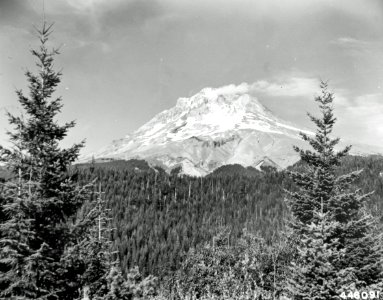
[64, 0, 164, 29]
[330, 37, 374, 54]
[250, 77, 319, 97]
[332, 37, 367, 47]
[208, 78, 320, 98]
[65, 0, 108, 10]
[249, 79, 383, 146]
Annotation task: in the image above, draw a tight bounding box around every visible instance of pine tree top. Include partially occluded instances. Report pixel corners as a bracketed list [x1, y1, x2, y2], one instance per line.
[0, 22, 84, 194]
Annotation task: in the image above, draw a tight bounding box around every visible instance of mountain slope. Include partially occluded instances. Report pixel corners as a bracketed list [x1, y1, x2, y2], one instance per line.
[89, 84, 383, 176]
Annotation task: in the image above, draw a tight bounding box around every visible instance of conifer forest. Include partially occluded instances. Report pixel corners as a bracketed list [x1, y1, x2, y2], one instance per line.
[1, 11, 383, 300]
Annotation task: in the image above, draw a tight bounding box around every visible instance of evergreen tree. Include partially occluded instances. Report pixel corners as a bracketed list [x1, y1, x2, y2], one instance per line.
[287, 201, 356, 299]
[286, 82, 383, 298]
[81, 183, 116, 299]
[96, 266, 157, 300]
[0, 22, 92, 299]
[0, 170, 39, 298]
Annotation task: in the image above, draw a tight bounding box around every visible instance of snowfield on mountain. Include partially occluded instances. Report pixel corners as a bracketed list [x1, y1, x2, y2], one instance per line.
[87, 84, 383, 176]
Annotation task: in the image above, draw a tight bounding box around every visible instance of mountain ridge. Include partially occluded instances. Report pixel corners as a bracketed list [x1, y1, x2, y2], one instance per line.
[85, 84, 383, 176]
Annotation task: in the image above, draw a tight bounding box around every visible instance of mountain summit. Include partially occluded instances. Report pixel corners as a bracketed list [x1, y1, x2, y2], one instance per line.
[89, 84, 381, 176]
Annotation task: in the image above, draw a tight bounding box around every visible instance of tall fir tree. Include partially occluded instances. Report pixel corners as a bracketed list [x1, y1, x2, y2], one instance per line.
[286, 82, 383, 299]
[0, 22, 95, 299]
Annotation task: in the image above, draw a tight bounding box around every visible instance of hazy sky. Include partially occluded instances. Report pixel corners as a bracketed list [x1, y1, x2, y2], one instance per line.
[1, 0, 383, 154]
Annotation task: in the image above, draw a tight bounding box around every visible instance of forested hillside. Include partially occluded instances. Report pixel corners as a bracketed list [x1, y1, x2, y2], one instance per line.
[74, 154, 383, 278]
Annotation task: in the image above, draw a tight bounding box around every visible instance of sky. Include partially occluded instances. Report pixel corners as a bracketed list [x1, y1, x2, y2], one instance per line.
[0, 0, 382, 154]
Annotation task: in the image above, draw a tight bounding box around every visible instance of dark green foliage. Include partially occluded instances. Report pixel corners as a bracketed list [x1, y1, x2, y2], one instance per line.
[170, 228, 293, 299]
[210, 164, 262, 177]
[0, 172, 40, 298]
[82, 184, 121, 299]
[0, 166, 11, 183]
[74, 154, 383, 282]
[286, 82, 383, 299]
[71, 182, 160, 300]
[93, 266, 157, 300]
[0, 23, 92, 299]
[76, 159, 152, 173]
[287, 207, 354, 299]
[75, 162, 288, 278]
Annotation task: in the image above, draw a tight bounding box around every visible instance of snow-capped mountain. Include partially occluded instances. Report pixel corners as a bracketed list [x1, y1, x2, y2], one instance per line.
[88, 84, 383, 176]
